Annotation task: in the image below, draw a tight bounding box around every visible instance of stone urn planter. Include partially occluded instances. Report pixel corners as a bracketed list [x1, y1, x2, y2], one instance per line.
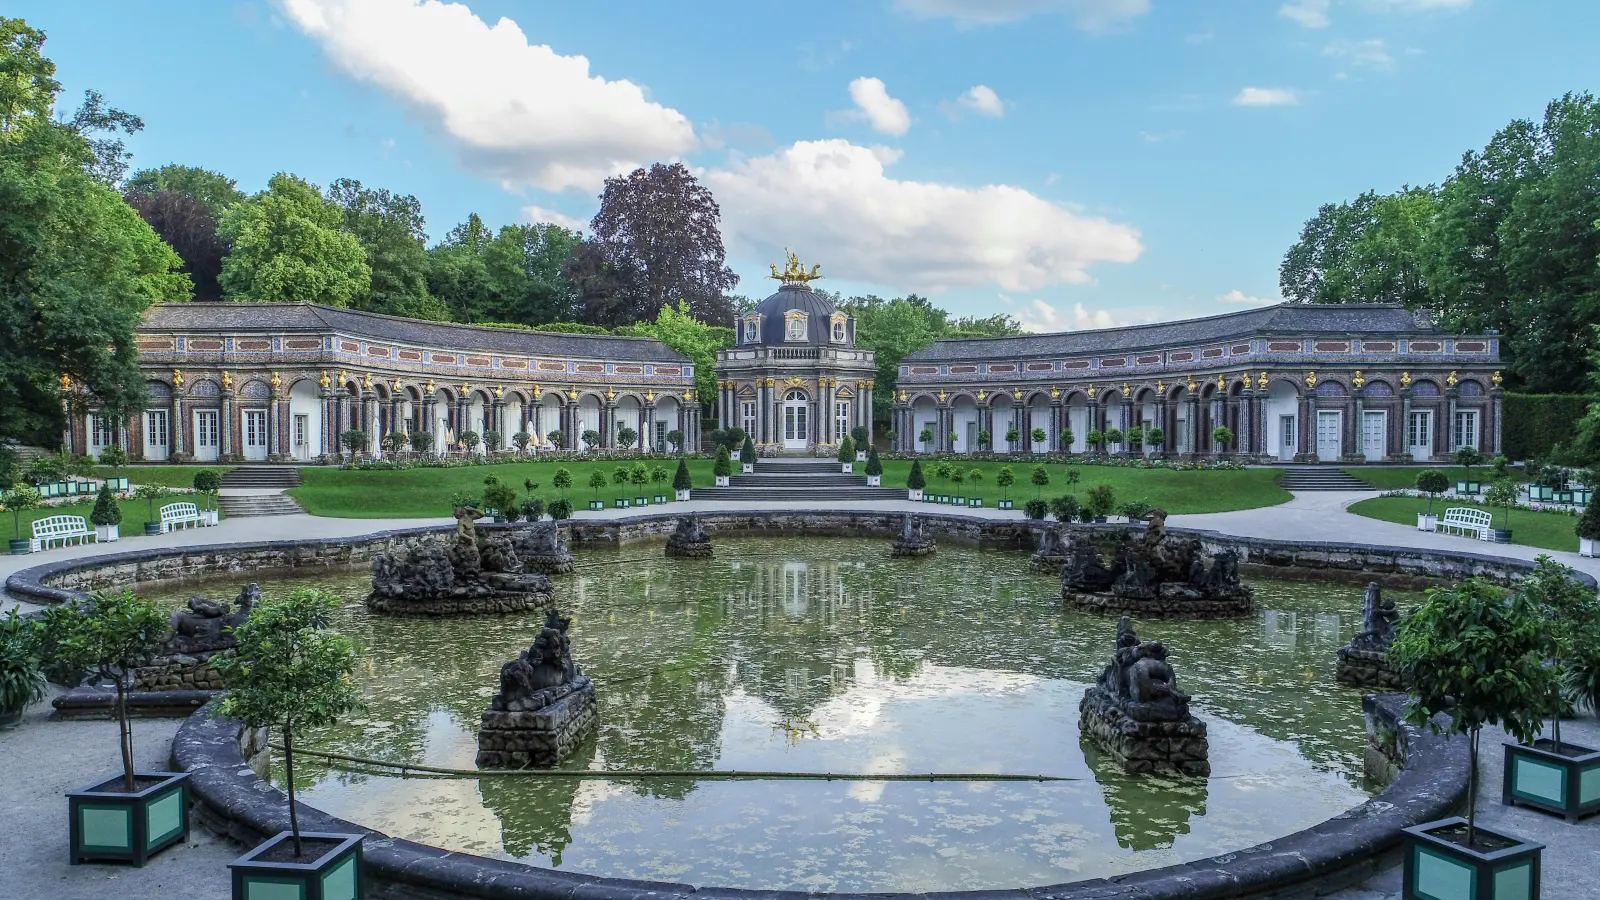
[1417, 513, 1438, 532]
[229, 832, 363, 900]
[1503, 738, 1600, 822]
[94, 524, 120, 543]
[675, 489, 690, 501]
[1400, 817, 1541, 900]
[67, 771, 191, 866]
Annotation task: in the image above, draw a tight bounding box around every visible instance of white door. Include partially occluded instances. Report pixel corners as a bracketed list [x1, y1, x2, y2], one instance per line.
[1361, 410, 1387, 461]
[1278, 415, 1297, 461]
[193, 410, 220, 462]
[1316, 410, 1343, 460]
[293, 414, 311, 461]
[143, 410, 169, 461]
[243, 410, 268, 461]
[782, 391, 809, 450]
[1407, 410, 1433, 461]
[87, 413, 115, 458]
[966, 421, 977, 453]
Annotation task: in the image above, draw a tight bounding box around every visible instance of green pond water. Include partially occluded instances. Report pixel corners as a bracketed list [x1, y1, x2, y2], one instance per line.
[145, 537, 1407, 892]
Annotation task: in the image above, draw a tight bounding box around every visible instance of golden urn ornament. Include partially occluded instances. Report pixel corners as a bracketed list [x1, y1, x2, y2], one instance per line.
[976, 389, 987, 402]
[173, 369, 184, 388]
[425, 378, 436, 394]
[1492, 371, 1503, 387]
[319, 371, 330, 389]
[1446, 370, 1458, 388]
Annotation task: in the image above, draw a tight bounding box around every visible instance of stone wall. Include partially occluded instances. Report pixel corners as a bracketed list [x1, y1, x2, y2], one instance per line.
[133, 648, 231, 691]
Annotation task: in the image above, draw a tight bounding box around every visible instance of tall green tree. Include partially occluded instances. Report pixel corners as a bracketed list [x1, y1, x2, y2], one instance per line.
[1280, 187, 1437, 309]
[631, 300, 733, 406]
[481, 222, 580, 325]
[125, 164, 244, 211]
[427, 212, 495, 321]
[845, 295, 943, 424]
[0, 18, 190, 446]
[124, 165, 243, 302]
[218, 172, 370, 306]
[326, 177, 447, 319]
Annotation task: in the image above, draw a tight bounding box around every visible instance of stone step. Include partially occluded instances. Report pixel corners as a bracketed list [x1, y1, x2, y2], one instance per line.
[728, 474, 872, 487]
[220, 466, 301, 488]
[217, 494, 304, 517]
[752, 460, 843, 474]
[694, 487, 908, 501]
[1276, 468, 1372, 491]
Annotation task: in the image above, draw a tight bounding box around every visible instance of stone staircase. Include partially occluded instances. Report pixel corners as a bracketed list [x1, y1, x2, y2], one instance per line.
[217, 493, 305, 517]
[219, 466, 301, 489]
[1275, 466, 1374, 492]
[695, 456, 905, 502]
[218, 466, 305, 517]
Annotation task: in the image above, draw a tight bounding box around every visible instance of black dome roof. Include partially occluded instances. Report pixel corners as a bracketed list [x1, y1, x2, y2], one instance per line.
[749, 283, 839, 346]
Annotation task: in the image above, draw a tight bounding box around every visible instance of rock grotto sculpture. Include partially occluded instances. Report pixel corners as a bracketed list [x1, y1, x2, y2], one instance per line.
[890, 514, 936, 557]
[1336, 583, 1406, 689]
[476, 608, 597, 768]
[1061, 509, 1253, 618]
[513, 519, 575, 574]
[367, 506, 553, 616]
[134, 584, 258, 691]
[1079, 616, 1210, 776]
[1031, 526, 1071, 573]
[664, 514, 713, 558]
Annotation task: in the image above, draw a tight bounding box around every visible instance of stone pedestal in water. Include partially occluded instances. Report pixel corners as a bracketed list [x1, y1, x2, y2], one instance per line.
[664, 515, 713, 558]
[1079, 616, 1210, 776]
[133, 584, 257, 691]
[1336, 583, 1405, 690]
[513, 520, 575, 574]
[1031, 527, 1070, 573]
[367, 507, 552, 616]
[890, 515, 936, 557]
[476, 609, 597, 768]
[1062, 510, 1252, 618]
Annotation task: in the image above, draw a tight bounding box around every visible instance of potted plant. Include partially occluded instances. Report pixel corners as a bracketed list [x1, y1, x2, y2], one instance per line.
[409, 430, 432, 456]
[611, 466, 630, 508]
[547, 430, 565, 451]
[1087, 484, 1116, 523]
[512, 431, 532, 456]
[1126, 426, 1144, 455]
[967, 468, 984, 506]
[519, 497, 546, 522]
[1031, 465, 1050, 500]
[933, 462, 952, 503]
[1030, 427, 1046, 452]
[949, 466, 966, 505]
[673, 458, 693, 501]
[711, 445, 732, 487]
[1485, 477, 1517, 543]
[1050, 494, 1080, 523]
[1104, 427, 1124, 454]
[1118, 499, 1154, 523]
[1005, 427, 1020, 453]
[1502, 556, 1600, 822]
[1146, 427, 1166, 458]
[865, 447, 883, 486]
[1211, 425, 1234, 456]
[5, 485, 43, 554]
[885, 429, 898, 452]
[996, 466, 1015, 509]
[1390, 578, 1555, 900]
[838, 436, 855, 474]
[381, 432, 407, 457]
[90, 483, 122, 543]
[666, 429, 683, 453]
[482, 477, 517, 523]
[1416, 469, 1449, 531]
[581, 429, 601, 451]
[740, 437, 756, 474]
[215, 587, 365, 900]
[340, 429, 368, 459]
[650, 465, 669, 504]
[1578, 494, 1600, 558]
[132, 484, 171, 536]
[1454, 447, 1484, 494]
[907, 459, 926, 501]
[976, 429, 992, 454]
[586, 470, 607, 510]
[1, 610, 46, 729]
[851, 426, 870, 462]
[548, 497, 573, 520]
[43, 590, 190, 866]
[1059, 427, 1075, 456]
[615, 425, 637, 453]
[1023, 498, 1049, 520]
[193, 469, 222, 525]
[630, 463, 650, 505]
[1085, 429, 1104, 455]
[920, 427, 936, 454]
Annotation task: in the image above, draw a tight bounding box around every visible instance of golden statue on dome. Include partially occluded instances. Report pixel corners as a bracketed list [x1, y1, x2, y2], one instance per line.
[768, 249, 823, 285]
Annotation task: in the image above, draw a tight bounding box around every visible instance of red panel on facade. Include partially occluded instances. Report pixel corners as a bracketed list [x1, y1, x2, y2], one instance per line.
[575, 363, 604, 374]
[1456, 341, 1487, 352]
[398, 349, 423, 361]
[340, 341, 361, 352]
[1362, 341, 1395, 352]
[501, 359, 528, 369]
[910, 366, 938, 375]
[466, 356, 491, 367]
[655, 366, 681, 375]
[1066, 360, 1092, 368]
[950, 365, 978, 374]
[1026, 362, 1054, 371]
[614, 365, 643, 374]
[1314, 341, 1350, 352]
[190, 339, 223, 351]
[1268, 341, 1301, 352]
[137, 339, 175, 351]
[1201, 348, 1223, 358]
[431, 353, 457, 364]
[285, 339, 321, 351]
[537, 361, 565, 372]
[368, 346, 391, 357]
[1410, 341, 1442, 352]
[1135, 355, 1161, 365]
[236, 340, 270, 352]
[988, 364, 1016, 373]
[1100, 358, 1126, 367]
[1169, 351, 1194, 362]
[1231, 344, 1250, 355]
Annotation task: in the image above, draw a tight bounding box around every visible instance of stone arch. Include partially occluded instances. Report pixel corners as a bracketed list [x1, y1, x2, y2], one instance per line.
[1363, 380, 1396, 398]
[187, 378, 221, 399]
[1457, 379, 1486, 397]
[1314, 379, 1349, 398]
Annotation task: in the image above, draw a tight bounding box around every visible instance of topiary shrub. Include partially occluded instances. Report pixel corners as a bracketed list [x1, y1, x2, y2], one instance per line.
[837, 436, 854, 462]
[1087, 484, 1116, 519]
[548, 498, 573, 520]
[519, 497, 546, 521]
[1023, 499, 1049, 520]
[865, 447, 883, 477]
[90, 483, 122, 528]
[1577, 493, 1600, 541]
[740, 436, 756, 465]
[1050, 494, 1080, 522]
[1416, 469, 1450, 516]
[714, 445, 732, 478]
[674, 458, 693, 491]
[907, 459, 926, 490]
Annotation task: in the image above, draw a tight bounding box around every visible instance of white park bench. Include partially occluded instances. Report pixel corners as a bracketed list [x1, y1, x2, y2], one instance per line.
[30, 514, 95, 552]
[1437, 507, 1494, 541]
[159, 501, 204, 532]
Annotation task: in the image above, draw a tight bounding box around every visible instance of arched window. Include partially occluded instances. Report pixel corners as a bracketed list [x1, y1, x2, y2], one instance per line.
[784, 389, 807, 402]
[831, 317, 847, 343]
[785, 312, 807, 342]
[743, 319, 757, 343]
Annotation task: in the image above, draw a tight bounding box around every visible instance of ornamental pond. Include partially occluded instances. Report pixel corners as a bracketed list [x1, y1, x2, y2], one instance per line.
[145, 536, 1413, 893]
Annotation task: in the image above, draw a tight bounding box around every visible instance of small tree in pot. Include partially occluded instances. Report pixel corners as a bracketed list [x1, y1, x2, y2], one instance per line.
[1059, 427, 1075, 456]
[1211, 425, 1234, 455]
[838, 436, 855, 473]
[1454, 446, 1484, 494]
[673, 458, 693, 500]
[216, 588, 366, 892]
[1416, 469, 1449, 531]
[865, 447, 883, 486]
[1104, 427, 1125, 454]
[547, 429, 565, 450]
[482, 477, 517, 522]
[90, 483, 122, 542]
[966, 467, 984, 505]
[132, 484, 171, 536]
[1005, 427, 1020, 453]
[650, 464, 669, 503]
[996, 465, 1015, 509]
[1050, 494, 1080, 523]
[340, 429, 368, 458]
[0, 610, 46, 729]
[714, 445, 733, 486]
[665, 429, 683, 453]
[581, 429, 601, 451]
[1087, 484, 1116, 522]
[461, 431, 482, 456]
[630, 462, 650, 504]
[1085, 429, 1104, 454]
[1031, 465, 1050, 499]
[4, 485, 43, 554]
[740, 436, 757, 474]
[907, 459, 926, 501]
[1030, 427, 1046, 452]
[587, 469, 607, 509]
[548, 497, 574, 520]
[1485, 477, 1518, 542]
[920, 426, 935, 454]
[976, 429, 992, 452]
[1577, 493, 1600, 557]
[851, 425, 870, 461]
[616, 425, 638, 452]
[513, 431, 532, 455]
[382, 431, 407, 456]
[1145, 427, 1165, 456]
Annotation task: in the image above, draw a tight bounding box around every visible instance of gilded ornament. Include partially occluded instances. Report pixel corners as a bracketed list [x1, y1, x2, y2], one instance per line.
[425, 379, 435, 394]
[222, 371, 233, 389]
[1121, 383, 1130, 397]
[1304, 371, 1317, 389]
[319, 371, 330, 389]
[337, 370, 347, 385]
[898, 390, 908, 402]
[1156, 380, 1165, 393]
[567, 386, 579, 400]
[272, 372, 282, 390]
[1352, 370, 1365, 389]
[362, 371, 373, 390]
[494, 384, 504, 398]
[606, 386, 616, 402]
[682, 389, 693, 400]
[1186, 378, 1197, 393]
[767, 248, 824, 285]
[1050, 386, 1062, 400]
[1087, 384, 1098, 399]
[1491, 371, 1503, 386]
[1400, 371, 1412, 388]
[532, 384, 541, 399]
[1446, 370, 1458, 388]
[59, 373, 72, 391]
[976, 389, 987, 402]
[1012, 388, 1024, 400]
[460, 382, 470, 395]
[937, 390, 948, 403]
[1217, 374, 1226, 389]
[172, 369, 184, 388]
[1257, 371, 1268, 389]
[645, 390, 656, 402]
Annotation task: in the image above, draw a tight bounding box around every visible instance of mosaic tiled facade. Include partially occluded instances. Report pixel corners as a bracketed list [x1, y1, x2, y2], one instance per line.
[69, 303, 701, 462]
[892, 304, 1502, 463]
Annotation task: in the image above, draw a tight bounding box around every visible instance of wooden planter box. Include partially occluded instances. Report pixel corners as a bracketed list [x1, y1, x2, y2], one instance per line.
[653, 494, 668, 504]
[998, 499, 1013, 510]
[587, 500, 605, 511]
[1456, 480, 1482, 495]
[1503, 738, 1600, 822]
[230, 831, 363, 900]
[613, 498, 630, 509]
[634, 496, 649, 506]
[907, 489, 923, 501]
[68, 771, 190, 866]
[675, 489, 690, 501]
[969, 497, 984, 507]
[1401, 817, 1541, 900]
[1528, 485, 1554, 502]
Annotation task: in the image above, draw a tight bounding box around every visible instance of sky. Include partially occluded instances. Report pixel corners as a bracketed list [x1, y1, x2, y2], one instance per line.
[13, 0, 1600, 330]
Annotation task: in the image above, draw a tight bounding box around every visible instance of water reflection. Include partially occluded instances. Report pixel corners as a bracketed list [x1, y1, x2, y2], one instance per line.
[142, 538, 1414, 893]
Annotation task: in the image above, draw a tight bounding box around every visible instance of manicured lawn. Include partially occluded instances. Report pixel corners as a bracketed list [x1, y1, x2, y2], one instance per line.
[94, 465, 235, 489]
[290, 458, 716, 518]
[1347, 495, 1579, 553]
[878, 459, 1291, 514]
[1343, 466, 1523, 490]
[3, 496, 223, 543]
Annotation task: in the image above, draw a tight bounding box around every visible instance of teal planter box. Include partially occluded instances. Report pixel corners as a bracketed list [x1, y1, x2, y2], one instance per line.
[998, 499, 1013, 510]
[68, 771, 190, 866]
[9, 538, 30, 555]
[654, 494, 668, 504]
[587, 500, 604, 511]
[1402, 817, 1542, 900]
[1527, 485, 1553, 502]
[1503, 739, 1600, 822]
[1455, 480, 1482, 495]
[144, 522, 162, 536]
[634, 496, 648, 506]
[107, 477, 130, 491]
[953, 496, 967, 506]
[230, 831, 363, 900]
[937, 494, 950, 504]
[613, 498, 630, 509]
[969, 498, 983, 508]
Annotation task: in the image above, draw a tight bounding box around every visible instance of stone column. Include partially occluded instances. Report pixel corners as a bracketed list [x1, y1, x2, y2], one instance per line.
[1303, 393, 1317, 459]
[1446, 390, 1460, 452]
[600, 401, 613, 448]
[266, 394, 280, 458]
[172, 393, 187, 460]
[364, 392, 381, 457]
[1353, 390, 1366, 460]
[1186, 394, 1200, 458]
[1239, 390, 1254, 457]
[642, 403, 656, 451]
[1084, 398, 1099, 451]
[861, 384, 873, 434]
[1490, 387, 1503, 456]
[220, 389, 235, 461]
[819, 380, 832, 444]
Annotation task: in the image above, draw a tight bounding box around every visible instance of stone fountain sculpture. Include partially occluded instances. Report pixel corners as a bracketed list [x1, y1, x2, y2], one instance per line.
[890, 514, 936, 557]
[664, 514, 713, 558]
[1336, 583, 1405, 689]
[367, 506, 553, 616]
[1079, 616, 1210, 776]
[1031, 526, 1071, 573]
[476, 608, 597, 768]
[133, 584, 258, 691]
[514, 519, 575, 574]
[1062, 510, 1253, 618]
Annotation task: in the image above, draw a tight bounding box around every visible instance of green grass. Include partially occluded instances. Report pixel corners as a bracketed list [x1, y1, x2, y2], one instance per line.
[94, 465, 236, 489]
[290, 459, 716, 518]
[1343, 466, 1523, 490]
[880, 459, 1290, 514]
[1347, 496, 1580, 553]
[3, 497, 223, 543]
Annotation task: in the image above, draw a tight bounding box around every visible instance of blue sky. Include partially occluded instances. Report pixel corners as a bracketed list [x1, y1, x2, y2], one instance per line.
[14, 0, 1600, 329]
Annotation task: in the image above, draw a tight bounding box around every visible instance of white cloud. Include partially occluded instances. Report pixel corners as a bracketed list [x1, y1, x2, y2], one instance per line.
[1006, 298, 1120, 332]
[702, 139, 1143, 293]
[845, 77, 912, 135]
[1232, 87, 1300, 107]
[1279, 0, 1331, 28]
[951, 84, 1005, 117]
[521, 205, 589, 232]
[274, 0, 695, 191]
[892, 0, 1149, 30]
[1217, 289, 1280, 306]
[1324, 38, 1395, 71]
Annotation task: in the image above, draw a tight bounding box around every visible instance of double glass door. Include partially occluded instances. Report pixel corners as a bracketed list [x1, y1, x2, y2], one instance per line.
[782, 392, 809, 450]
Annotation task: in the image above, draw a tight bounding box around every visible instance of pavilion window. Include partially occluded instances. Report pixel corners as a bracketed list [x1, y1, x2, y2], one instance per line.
[1453, 409, 1479, 450]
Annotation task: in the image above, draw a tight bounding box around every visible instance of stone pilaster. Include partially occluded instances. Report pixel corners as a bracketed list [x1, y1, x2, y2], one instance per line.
[220, 390, 235, 461]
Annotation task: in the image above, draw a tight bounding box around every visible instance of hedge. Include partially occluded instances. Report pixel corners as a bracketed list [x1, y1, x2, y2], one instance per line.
[1503, 392, 1599, 462]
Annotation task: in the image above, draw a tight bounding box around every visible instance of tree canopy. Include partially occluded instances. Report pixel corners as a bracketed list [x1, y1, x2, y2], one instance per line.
[217, 172, 371, 306]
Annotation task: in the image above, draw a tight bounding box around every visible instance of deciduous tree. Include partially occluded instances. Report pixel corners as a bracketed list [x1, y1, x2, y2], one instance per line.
[217, 172, 370, 306]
